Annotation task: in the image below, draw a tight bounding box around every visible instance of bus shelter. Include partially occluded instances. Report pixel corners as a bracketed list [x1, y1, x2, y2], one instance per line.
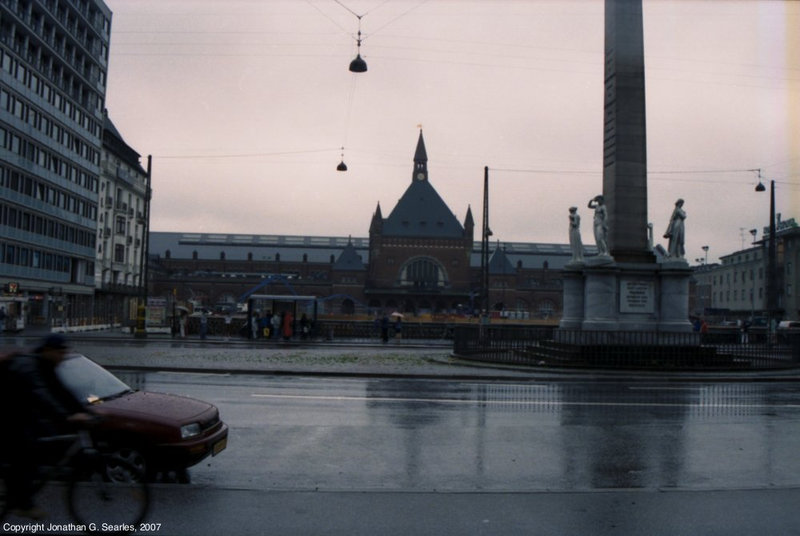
[245, 294, 317, 339]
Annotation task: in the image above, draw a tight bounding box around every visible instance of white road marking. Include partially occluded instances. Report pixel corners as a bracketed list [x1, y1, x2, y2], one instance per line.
[250, 393, 800, 409]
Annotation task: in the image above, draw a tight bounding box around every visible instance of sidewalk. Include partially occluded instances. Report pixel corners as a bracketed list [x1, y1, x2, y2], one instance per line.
[5, 327, 800, 382]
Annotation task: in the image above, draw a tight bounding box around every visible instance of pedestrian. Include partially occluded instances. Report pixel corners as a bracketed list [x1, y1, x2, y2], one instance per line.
[300, 313, 310, 340]
[199, 311, 208, 340]
[282, 311, 294, 341]
[739, 319, 749, 344]
[394, 316, 403, 339]
[179, 312, 187, 339]
[381, 314, 389, 343]
[224, 311, 232, 340]
[271, 312, 281, 340]
[251, 312, 260, 340]
[261, 311, 271, 339]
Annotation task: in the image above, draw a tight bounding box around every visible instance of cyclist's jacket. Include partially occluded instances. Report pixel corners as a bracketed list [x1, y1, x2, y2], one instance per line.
[1, 353, 84, 432]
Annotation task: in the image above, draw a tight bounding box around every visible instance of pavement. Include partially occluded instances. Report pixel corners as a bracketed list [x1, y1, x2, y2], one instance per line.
[3, 326, 800, 382]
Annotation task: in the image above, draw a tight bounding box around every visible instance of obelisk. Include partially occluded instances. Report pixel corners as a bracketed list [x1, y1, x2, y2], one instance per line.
[602, 0, 655, 264]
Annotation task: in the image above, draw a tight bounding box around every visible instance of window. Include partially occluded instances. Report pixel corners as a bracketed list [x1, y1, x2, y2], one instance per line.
[114, 244, 125, 263]
[115, 216, 125, 235]
[399, 257, 446, 289]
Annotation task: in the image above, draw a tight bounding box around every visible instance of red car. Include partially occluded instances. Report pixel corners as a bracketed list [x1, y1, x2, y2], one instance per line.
[57, 354, 228, 482]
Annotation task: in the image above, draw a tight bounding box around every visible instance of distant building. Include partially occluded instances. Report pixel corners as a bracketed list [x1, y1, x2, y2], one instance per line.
[1, 0, 112, 327]
[700, 215, 799, 322]
[95, 112, 149, 325]
[148, 132, 574, 320]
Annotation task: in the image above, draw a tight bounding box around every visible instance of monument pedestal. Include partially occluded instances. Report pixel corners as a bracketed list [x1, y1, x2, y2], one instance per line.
[559, 258, 693, 333]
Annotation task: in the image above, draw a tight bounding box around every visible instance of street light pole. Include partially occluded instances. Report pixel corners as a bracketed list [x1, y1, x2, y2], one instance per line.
[480, 166, 490, 315]
[755, 176, 778, 338]
[135, 155, 152, 339]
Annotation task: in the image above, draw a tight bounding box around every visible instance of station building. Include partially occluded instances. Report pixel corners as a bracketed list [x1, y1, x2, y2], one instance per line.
[148, 132, 573, 321]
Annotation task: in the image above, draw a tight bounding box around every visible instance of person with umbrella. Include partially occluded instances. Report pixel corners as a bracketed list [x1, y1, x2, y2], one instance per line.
[392, 312, 403, 339]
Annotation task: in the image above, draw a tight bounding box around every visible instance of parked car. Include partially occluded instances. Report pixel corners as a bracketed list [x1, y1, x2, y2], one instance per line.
[777, 321, 800, 344]
[57, 354, 228, 482]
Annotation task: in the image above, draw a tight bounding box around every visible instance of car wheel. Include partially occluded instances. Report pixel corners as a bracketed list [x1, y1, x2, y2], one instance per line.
[105, 447, 148, 482]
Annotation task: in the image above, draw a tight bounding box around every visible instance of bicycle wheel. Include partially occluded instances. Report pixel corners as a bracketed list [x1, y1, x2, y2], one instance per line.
[68, 456, 149, 535]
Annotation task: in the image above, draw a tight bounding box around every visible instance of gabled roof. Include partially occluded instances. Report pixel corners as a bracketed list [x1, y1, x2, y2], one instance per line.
[103, 112, 147, 175]
[333, 239, 366, 271]
[383, 179, 465, 238]
[488, 244, 514, 274]
[381, 131, 465, 238]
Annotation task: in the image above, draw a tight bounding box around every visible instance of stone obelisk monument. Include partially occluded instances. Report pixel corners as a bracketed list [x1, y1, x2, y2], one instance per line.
[602, 0, 654, 264]
[560, 0, 692, 333]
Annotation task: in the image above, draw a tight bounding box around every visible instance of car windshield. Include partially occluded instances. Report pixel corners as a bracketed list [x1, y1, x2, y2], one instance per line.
[57, 354, 133, 404]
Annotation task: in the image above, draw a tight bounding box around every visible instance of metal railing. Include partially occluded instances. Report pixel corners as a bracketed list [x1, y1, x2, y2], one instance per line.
[452, 325, 800, 371]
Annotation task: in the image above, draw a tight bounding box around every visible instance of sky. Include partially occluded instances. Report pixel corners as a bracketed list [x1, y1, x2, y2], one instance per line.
[103, 0, 799, 265]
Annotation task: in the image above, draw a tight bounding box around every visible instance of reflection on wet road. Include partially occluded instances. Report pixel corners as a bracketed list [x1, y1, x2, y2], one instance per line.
[114, 371, 800, 493]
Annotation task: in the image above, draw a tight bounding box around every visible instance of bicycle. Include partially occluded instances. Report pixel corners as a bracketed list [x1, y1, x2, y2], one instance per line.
[0, 426, 150, 535]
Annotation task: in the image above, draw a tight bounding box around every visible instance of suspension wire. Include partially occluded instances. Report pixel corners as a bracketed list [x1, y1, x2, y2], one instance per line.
[153, 149, 338, 160]
[488, 166, 799, 188]
[306, 0, 350, 35]
[366, 0, 431, 40]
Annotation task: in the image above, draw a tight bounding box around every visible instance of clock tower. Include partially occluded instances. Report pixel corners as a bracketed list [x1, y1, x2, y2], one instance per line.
[366, 129, 474, 315]
[412, 129, 428, 182]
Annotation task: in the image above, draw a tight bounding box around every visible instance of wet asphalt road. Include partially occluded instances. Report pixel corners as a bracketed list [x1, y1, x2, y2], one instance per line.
[130, 371, 800, 493]
[124, 370, 800, 535]
[4, 336, 800, 534]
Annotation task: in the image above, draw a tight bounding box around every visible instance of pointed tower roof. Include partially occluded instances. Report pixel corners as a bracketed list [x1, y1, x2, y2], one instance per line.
[488, 243, 514, 275]
[414, 129, 428, 164]
[382, 131, 465, 238]
[333, 238, 366, 271]
[370, 202, 384, 235]
[464, 205, 474, 229]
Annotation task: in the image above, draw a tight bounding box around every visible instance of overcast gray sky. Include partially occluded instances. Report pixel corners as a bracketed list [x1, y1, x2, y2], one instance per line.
[104, 0, 799, 263]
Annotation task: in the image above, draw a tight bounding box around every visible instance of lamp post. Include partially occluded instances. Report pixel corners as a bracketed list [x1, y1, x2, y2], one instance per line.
[480, 166, 491, 315]
[702, 245, 709, 265]
[135, 155, 152, 339]
[755, 175, 777, 339]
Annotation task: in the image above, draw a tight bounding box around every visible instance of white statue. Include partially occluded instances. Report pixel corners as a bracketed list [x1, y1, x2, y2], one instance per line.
[664, 198, 686, 259]
[588, 195, 609, 256]
[568, 207, 584, 263]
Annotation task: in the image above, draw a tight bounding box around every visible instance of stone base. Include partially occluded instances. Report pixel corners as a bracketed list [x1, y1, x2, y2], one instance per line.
[559, 257, 693, 332]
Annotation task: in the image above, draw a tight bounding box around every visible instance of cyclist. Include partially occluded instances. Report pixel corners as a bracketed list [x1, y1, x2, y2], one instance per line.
[1, 334, 94, 519]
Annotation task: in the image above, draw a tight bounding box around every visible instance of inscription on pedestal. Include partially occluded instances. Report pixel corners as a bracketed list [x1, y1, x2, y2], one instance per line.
[620, 279, 654, 313]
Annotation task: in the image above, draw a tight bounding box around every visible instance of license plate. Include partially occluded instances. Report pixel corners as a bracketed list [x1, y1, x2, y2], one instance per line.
[212, 437, 227, 456]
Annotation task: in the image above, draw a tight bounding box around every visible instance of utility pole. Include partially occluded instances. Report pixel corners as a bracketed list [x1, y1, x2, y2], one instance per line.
[480, 166, 491, 314]
[135, 155, 152, 338]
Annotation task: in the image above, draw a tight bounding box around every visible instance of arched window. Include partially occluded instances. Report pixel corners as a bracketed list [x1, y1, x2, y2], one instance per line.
[398, 257, 447, 289]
